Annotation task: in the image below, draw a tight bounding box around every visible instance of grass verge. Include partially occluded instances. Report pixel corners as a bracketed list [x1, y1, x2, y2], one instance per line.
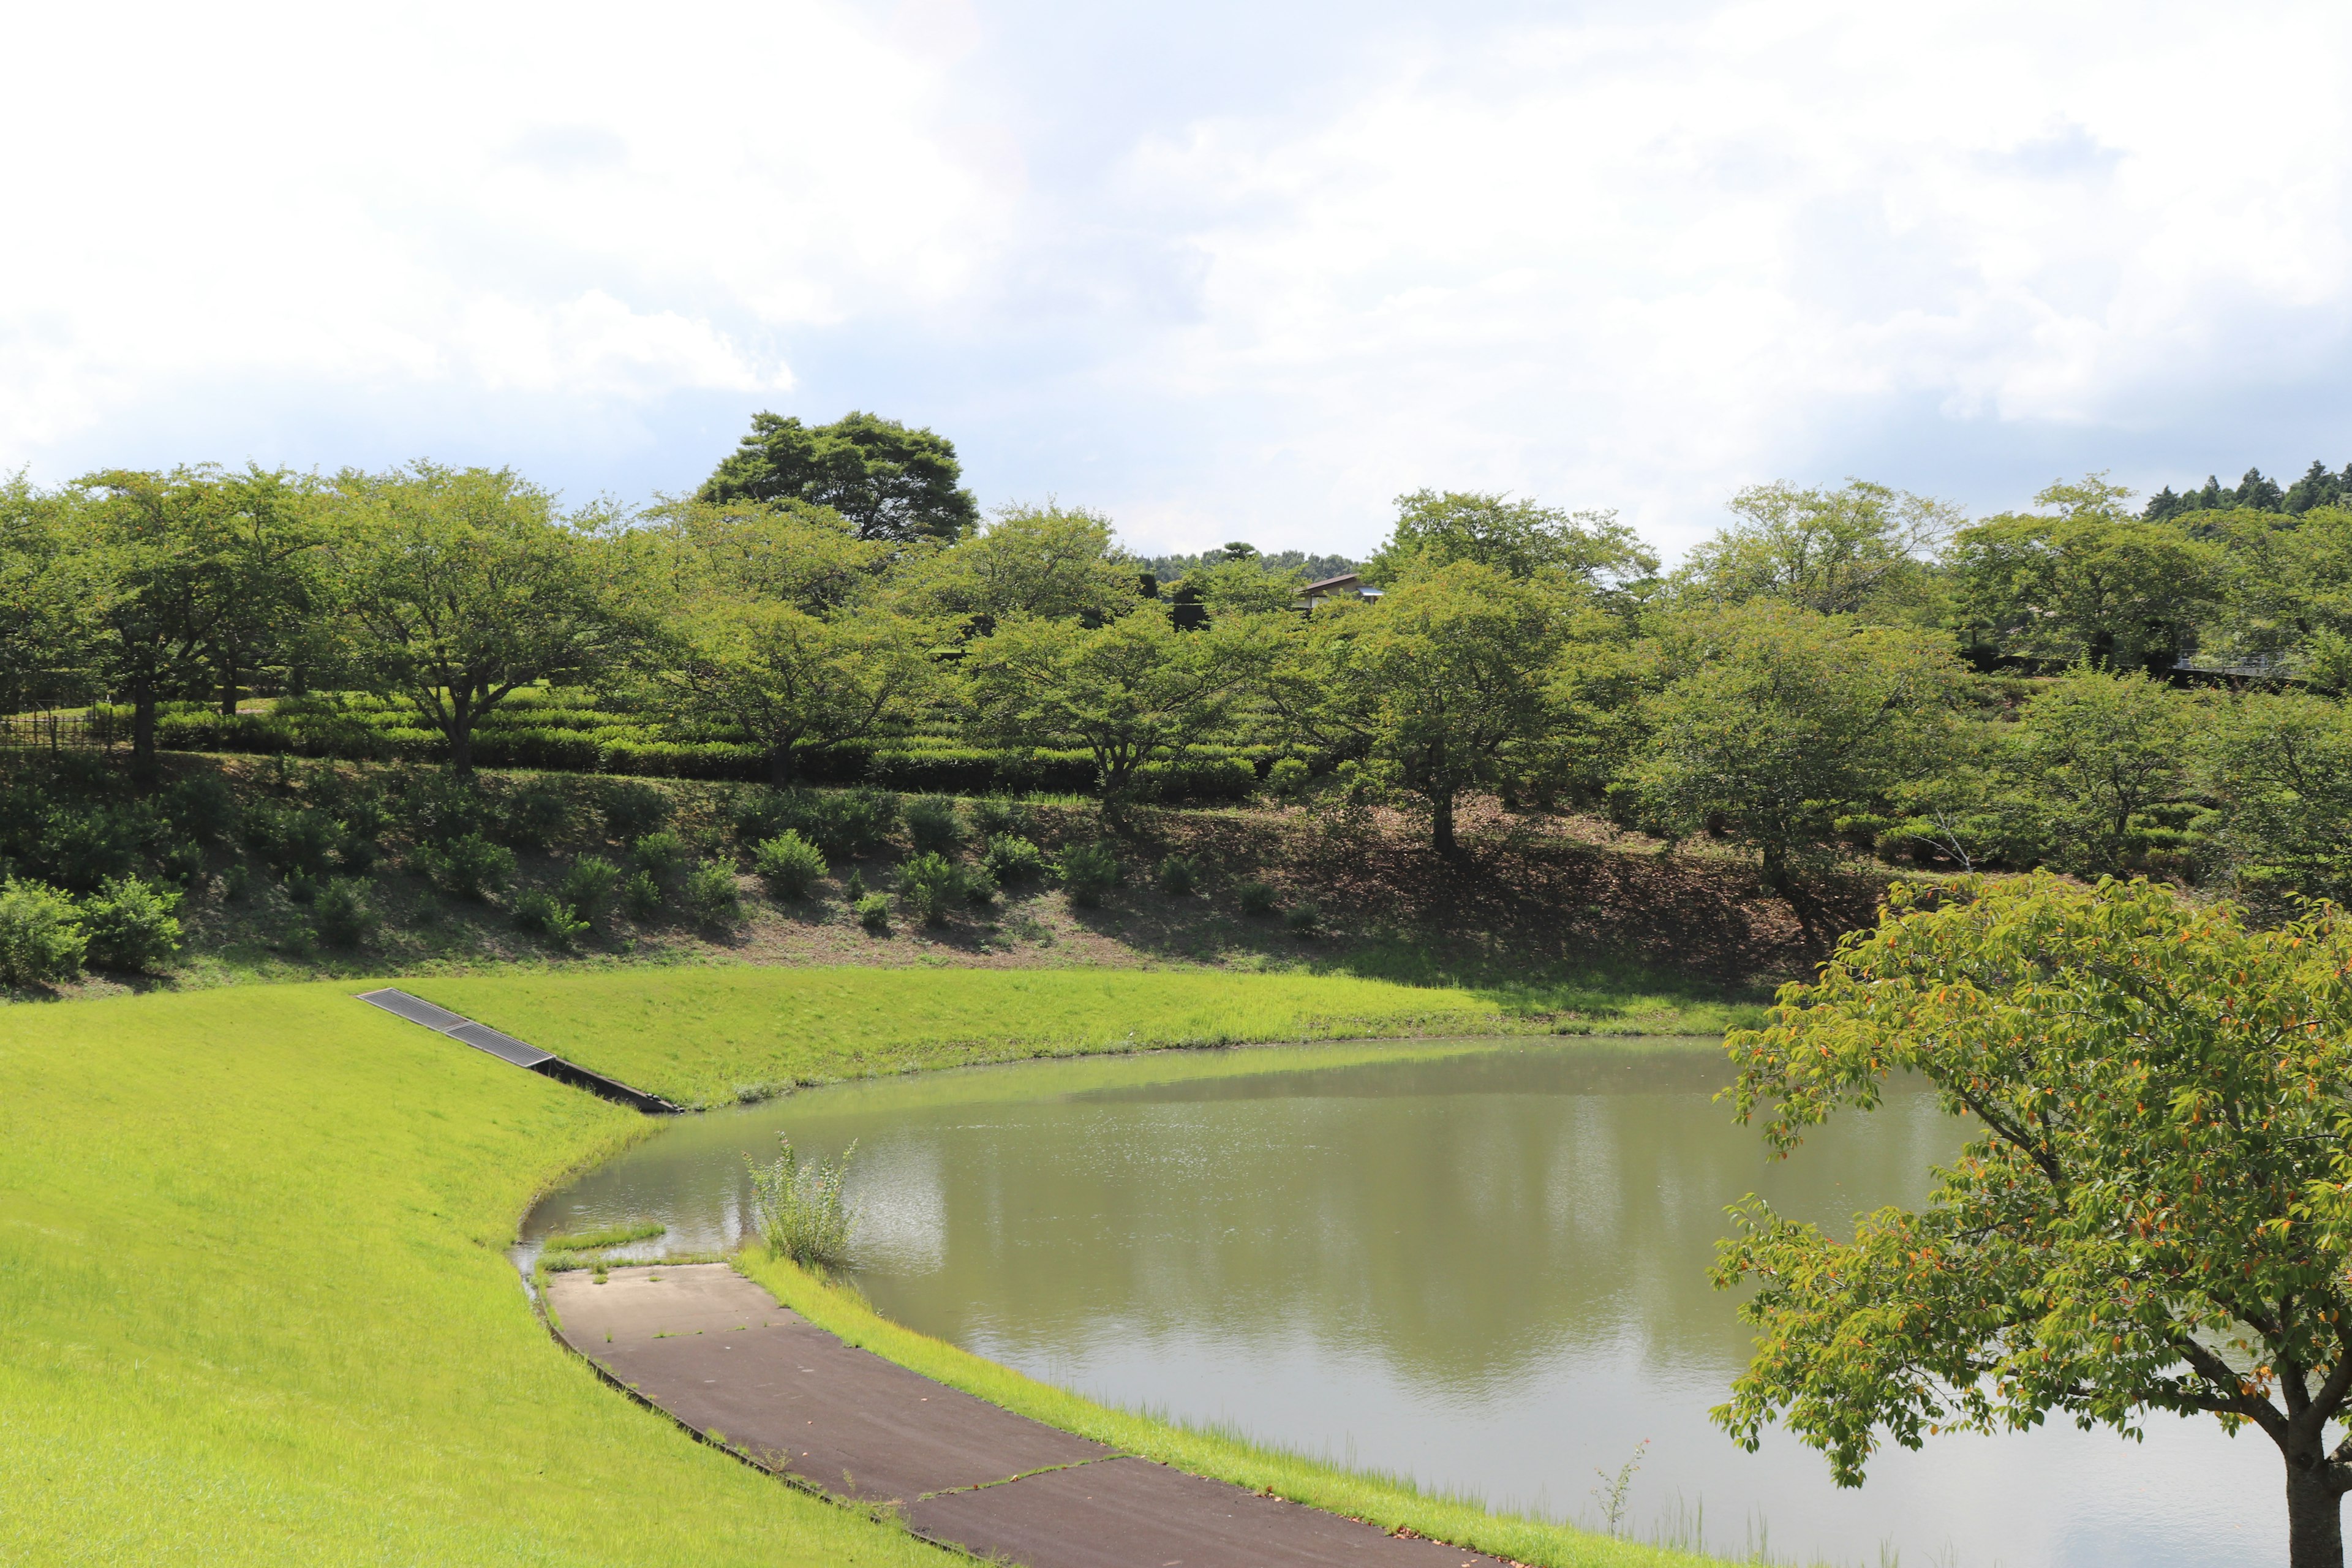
[739, 1253, 1708, 1568]
[417, 966, 1534, 1106]
[0, 982, 956, 1567]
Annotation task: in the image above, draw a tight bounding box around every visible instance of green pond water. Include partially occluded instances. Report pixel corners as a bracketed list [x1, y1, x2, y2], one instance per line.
[527, 1036, 2277, 1566]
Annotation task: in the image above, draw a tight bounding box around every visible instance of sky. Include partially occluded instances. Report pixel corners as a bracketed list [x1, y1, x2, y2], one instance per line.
[3, 0, 2349, 560]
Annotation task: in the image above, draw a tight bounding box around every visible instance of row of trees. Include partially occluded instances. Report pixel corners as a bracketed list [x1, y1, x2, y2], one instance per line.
[7, 429, 2352, 899]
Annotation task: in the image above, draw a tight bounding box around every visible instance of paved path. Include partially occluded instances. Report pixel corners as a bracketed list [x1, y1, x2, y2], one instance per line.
[547, 1265, 1506, 1568]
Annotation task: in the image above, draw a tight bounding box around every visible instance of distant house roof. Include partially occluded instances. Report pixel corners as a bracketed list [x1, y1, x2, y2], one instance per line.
[1302, 572, 1362, 596]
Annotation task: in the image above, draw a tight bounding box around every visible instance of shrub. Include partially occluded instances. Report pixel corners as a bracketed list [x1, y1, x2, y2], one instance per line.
[1058, 841, 1121, 907]
[0, 878, 85, 987]
[729, 786, 802, 847]
[244, 802, 341, 878]
[745, 1133, 858, 1268]
[79, 876, 184, 972]
[682, 859, 744, 927]
[970, 794, 1029, 837]
[162, 773, 239, 843]
[601, 780, 673, 840]
[621, 869, 663, 920]
[982, 834, 1050, 885]
[155, 839, 209, 890]
[418, 834, 516, 901]
[804, 787, 900, 859]
[897, 851, 967, 925]
[496, 780, 573, 848]
[221, 863, 252, 903]
[752, 831, 827, 898]
[1266, 756, 1313, 797]
[559, 856, 624, 925]
[854, 891, 891, 932]
[1238, 880, 1278, 916]
[513, 889, 589, 944]
[1157, 853, 1202, 895]
[905, 794, 963, 855]
[630, 829, 689, 877]
[394, 772, 488, 845]
[1285, 899, 1322, 935]
[311, 878, 375, 948]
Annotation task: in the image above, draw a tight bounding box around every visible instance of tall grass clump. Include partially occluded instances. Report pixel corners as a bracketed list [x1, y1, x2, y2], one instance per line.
[752, 831, 827, 898]
[744, 1134, 858, 1268]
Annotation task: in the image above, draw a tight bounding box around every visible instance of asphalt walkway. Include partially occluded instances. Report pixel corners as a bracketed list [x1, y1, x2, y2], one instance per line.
[546, 1264, 1506, 1568]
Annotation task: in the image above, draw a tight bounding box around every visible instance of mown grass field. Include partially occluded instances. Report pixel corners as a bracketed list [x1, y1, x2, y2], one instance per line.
[0, 981, 958, 1567]
[741, 1254, 1708, 1568]
[418, 965, 1523, 1106]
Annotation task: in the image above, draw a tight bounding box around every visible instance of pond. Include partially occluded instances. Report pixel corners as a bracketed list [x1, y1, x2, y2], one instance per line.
[525, 1037, 2277, 1566]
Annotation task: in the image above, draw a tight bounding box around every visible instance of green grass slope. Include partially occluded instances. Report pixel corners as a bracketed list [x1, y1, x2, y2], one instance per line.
[0, 983, 956, 1567]
[420, 966, 1515, 1106]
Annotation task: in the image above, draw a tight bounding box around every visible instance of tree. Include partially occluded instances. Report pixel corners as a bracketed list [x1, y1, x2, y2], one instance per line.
[1674, 480, 1956, 622]
[1714, 875, 2352, 1568]
[326, 463, 615, 775]
[1950, 475, 2220, 671]
[2204, 690, 2352, 910]
[1365, 490, 1657, 596]
[1273, 562, 1587, 855]
[699, 410, 979, 545]
[1994, 665, 2199, 879]
[965, 608, 1275, 802]
[2207, 506, 2352, 687]
[1624, 603, 1970, 888]
[0, 474, 88, 716]
[910, 502, 1140, 628]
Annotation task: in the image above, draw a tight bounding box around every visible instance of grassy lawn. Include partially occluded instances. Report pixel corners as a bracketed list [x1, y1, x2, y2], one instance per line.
[742, 1254, 1707, 1568]
[0, 982, 953, 1567]
[417, 965, 1527, 1106]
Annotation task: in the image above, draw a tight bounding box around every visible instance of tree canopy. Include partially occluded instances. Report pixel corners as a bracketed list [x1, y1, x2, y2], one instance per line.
[699, 410, 979, 545]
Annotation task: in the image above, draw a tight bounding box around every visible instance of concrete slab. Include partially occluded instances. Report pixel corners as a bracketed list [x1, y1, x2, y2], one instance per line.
[546, 1265, 1512, 1567]
[447, 1020, 554, 1068]
[356, 987, 470, 1032]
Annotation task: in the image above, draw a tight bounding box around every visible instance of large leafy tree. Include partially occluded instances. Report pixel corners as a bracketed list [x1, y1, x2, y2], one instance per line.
[2206, 506, 2352, 688]
[1994, 665, 2200, 879]
[2204, 690, 2352, 910]
[908, 502, 1140, 629]
[965, 608, 1276, 802]
[699, 410, 979, 545]
[326, 463, 616, 775]
[1716, 875, 2352, 1568]
[1674, 479, 1955, 622]
[1273, 562, 1587, 855]
[1625, 603, 1970, 888]
[0, 474, 88, 717]
[1364, 490, 1656, 598]
[1950, 476, 2220, 671]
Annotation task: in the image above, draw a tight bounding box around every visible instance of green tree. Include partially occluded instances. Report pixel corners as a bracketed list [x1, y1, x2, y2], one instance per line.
[699, 410, 979, 545]
[1674, 479, 1954, 622]
[2203, 690, 2352, 909]
[1996, 665, 2198, 879]
[0, 474, 88, 716]
[910, 502, 1140, 628]
[1625, 604, 1969, 888]
[965, 608, 1275, 802]
[1365, 490, 1657, 595]
[1273, 562, 1588, 855]
[1950, 475, 2220, 671]
[325, 464, 616, 775]
[627, 496, 897, 616]
[2206, 506, 2352, 688]
[1715, 875, 2352, 1568]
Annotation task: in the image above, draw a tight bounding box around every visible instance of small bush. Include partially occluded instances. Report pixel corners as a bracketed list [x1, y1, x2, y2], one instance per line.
[630, 829, 689, 877]
[601, 780, 673, 840]
[1265, 756, 1313, 797]
[396, 772, 489, 845]
[418, 834, 516, 900]
[0, 878, 85, 987]
[969, 794, 1029, 837]
[982, 834, 1050, 884]
[804, 787, 900, 859]
[682, 859, 744, 927]
[1284, 899, 1322, 935]
[745, 1133, 858, 1268]
[897, 851, 967, 925]
[854, 891, 891, 932]
[162, 773, 239, 843]
[621, 870, 663, 920]
[1238, 880, 1278, 916]
[905, 794, 963, 854]
[1058, 841, 1121, 907]
[245, 803, 340, 878]
[752, 831, 827, 898]
[559, 856, 624, 925]
[221, 863, 252, 903]
[513, 889, 589, 944]
[79, 876, 184, 972]
[156, 839, 209, 890]
[1156, 853, 1202, 895]
[728, 786, 802, 847]
[497, 780, 573, 848]
[312, 878, 375, 948]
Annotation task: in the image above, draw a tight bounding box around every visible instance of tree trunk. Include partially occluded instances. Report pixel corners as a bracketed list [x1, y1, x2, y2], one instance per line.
[448, 723, 473, 777]
[769, 747, 797, 787]
[1761, 840, 1790, 893]
[1431, 790, 1457, 856]
[2288, 1460, 2343, 1568]
[219, 655, 240, 717]
[130, 677, 158, 772]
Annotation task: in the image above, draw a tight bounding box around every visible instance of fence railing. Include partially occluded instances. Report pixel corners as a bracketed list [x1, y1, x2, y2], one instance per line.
[0, 710, 122, 751]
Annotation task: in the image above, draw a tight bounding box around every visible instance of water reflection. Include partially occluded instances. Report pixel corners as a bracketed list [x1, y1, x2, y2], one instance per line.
[528, 1039, 2278, 1566]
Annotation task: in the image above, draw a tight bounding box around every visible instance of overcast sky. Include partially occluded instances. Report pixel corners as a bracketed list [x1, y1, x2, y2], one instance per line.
[4, 0, 2348, 559]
